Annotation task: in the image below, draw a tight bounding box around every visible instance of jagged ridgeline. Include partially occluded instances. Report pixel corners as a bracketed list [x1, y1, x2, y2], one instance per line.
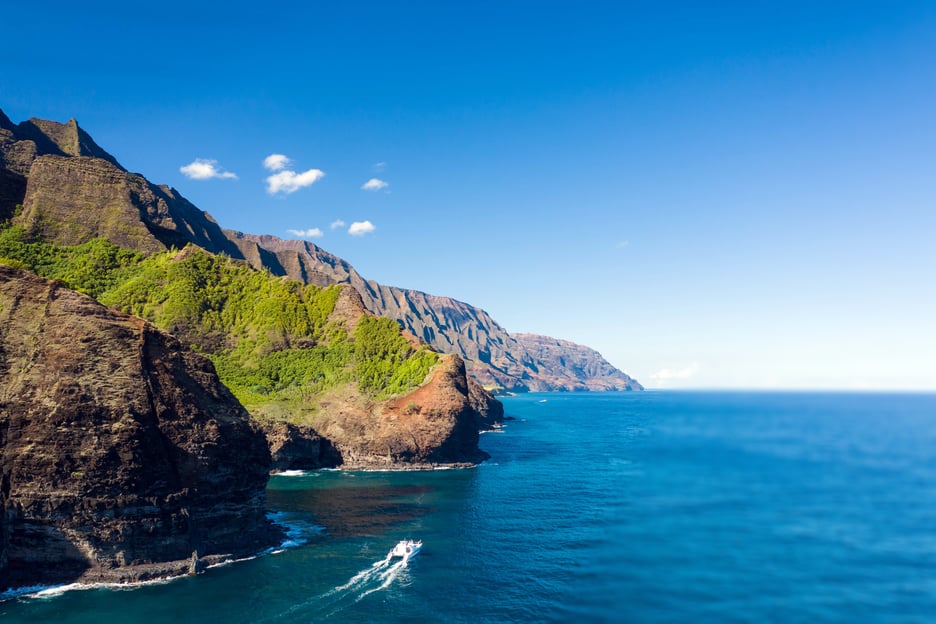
[1, 109, 641, 392]
[0, 226, 438, 422]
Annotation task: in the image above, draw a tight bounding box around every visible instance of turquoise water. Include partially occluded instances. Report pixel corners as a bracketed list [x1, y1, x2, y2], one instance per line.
[3, 391, 936, 622]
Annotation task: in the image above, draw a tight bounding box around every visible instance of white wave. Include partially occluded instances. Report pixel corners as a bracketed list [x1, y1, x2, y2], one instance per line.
[0, 584, 64, 601]
[0, 574, 184, 602]
[274, 469, 310, 477]
[267, 511, 326, 551]
[3, 514, 323, 603]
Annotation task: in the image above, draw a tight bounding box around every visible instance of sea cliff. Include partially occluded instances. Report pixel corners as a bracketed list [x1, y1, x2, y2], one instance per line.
[0, 265, 281, 588]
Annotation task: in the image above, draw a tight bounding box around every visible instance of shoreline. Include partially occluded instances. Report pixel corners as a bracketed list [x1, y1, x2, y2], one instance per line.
[0, 513, 319, 601]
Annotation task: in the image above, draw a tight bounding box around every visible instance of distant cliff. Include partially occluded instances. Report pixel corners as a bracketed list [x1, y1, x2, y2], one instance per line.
[0, 108, 641, 392]
[513, 334, 642, 391]
[0, 265, 281, 589]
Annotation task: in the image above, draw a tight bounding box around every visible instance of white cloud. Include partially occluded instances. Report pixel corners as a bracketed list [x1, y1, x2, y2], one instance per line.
[650, 362, 700, 387]
[348, 220, 376, 236]
[361, 178, 388, 191]
[266, 168, 326, 194]
[373, 161, 386, 172]
[263, 154, 292, 171]
[286, 228, 324, 239]
[330, 219, 346, 230]
[179, 158, 237, 180]
[616, 240, 630, 249]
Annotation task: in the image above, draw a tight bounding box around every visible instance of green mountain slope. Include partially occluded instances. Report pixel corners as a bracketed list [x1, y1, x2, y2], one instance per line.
[0, 225, 438, 425]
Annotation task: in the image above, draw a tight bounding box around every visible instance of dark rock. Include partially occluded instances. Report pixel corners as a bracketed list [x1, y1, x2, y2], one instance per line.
[0, 265, 282, 589]
[261, 422, 342, 471]
[0, 167, 26, 223]
[468, 377, 505, 430]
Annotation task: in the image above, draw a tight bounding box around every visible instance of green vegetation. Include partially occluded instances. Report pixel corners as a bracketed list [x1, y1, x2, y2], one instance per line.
[0, 225, 439, 420]
[0, 224, 143, 298]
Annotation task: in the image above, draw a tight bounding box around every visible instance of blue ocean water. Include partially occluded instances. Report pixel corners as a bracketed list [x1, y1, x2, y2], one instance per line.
[3, 391, 936, 622]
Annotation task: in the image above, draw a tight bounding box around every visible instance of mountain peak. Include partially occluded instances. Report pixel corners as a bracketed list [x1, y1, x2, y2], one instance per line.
[18, 116, 123, 169]
[0, 110, 124, 176]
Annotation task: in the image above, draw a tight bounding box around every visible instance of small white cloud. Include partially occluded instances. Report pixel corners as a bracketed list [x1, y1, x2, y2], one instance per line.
[180, 158, 237, 180]
[267, 168, 326, 194]
[373, 161, 386, 172]
[361, 178, 388, 191]
[263, 154, 292, 171]
[330, 219, 346, 230]
[650, 362, 700, 387]
[348, 220, 376, 236]
[616, 240, 630, 249]
[286, 228, 324, 239]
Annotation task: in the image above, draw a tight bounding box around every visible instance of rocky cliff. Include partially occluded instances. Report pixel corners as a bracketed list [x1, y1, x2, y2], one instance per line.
[0, 110, 121, 177]
[301, 354, 492, 470]
[18, 155, 240, 255]
[0, 108, 641, 392]
[0, 265, 281, 589]
[251, 279, 499, 470]
[513, 333, 643, 391]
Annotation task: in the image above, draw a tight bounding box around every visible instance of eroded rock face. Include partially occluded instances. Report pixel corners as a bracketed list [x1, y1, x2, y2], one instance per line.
[298, 354, 490, 470]
[17, 155, 240, 255]
[0, 111, 121, 177]
[0, 266, 280, 589]
[468, 377, 505, 429]
[512, 333, 644, 391]
[262, 422, 342, 471]
[0, 168, 25, 223]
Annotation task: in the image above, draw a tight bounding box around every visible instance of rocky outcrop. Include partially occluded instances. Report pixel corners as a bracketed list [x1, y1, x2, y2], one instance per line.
[252, 287, 502, 470]
[0, 265, 281, 589]
[513, 333, 643, 391]
[304, 354, 489, 470]
[261, 422, 342, 471]
[468, 377, 505, 429]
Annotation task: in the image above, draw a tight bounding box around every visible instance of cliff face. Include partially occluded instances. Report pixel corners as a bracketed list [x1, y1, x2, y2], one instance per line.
[306, 354, 491, 470]
[0, 111, 121, 177]
[513, 333, 643, 391]
[0, 265, 280, 589]
[17, 155, 240, 255]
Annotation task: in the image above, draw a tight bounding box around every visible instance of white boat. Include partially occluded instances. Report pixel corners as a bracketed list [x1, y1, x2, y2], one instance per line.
[386, 539, 422, 564]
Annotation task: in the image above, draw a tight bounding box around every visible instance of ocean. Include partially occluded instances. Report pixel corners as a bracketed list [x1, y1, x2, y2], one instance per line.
[2, 391, 936, 622]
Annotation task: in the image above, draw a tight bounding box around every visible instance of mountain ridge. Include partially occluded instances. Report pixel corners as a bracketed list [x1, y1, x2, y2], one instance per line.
[0, 109, 642, 392]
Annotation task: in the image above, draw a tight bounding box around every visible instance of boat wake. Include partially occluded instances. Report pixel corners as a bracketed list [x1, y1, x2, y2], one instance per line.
[267, 549, 413, 621]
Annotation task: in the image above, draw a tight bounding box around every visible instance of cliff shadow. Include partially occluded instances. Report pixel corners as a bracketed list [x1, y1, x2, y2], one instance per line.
[5, 519, 91, 589]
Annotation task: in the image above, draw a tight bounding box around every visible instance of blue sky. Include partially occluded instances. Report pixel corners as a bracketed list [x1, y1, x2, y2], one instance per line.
[3, 1, 935, 389]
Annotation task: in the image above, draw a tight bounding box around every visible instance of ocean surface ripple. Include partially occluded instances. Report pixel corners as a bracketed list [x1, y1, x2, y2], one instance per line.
[2, 391, 935, 623]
